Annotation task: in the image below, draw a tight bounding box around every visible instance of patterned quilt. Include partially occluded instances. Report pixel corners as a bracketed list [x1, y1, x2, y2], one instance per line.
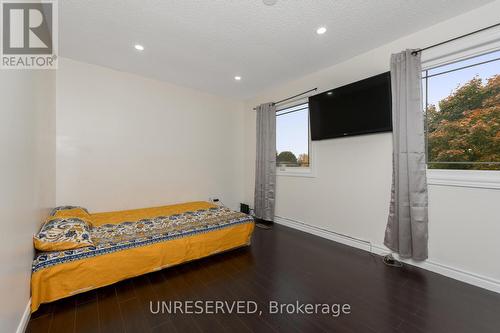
[33, 206, 254, 272]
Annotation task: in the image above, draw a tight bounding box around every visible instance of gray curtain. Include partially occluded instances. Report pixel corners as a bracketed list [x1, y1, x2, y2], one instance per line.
[384, 50, 429, 260]
[254, 102, 276, 221]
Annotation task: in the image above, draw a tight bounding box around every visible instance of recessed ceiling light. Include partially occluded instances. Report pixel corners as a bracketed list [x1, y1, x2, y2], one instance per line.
[316, 27, 327, 35]
[327, 91, 333, 95]
[134, 44, 144, 51]
[234, 76, 242, 81]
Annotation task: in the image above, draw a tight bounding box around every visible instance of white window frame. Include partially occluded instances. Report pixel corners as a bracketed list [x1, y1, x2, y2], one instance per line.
[426, 169, 500, 190]
[276, 101, 316, 178]
[421, 28, 500, 189]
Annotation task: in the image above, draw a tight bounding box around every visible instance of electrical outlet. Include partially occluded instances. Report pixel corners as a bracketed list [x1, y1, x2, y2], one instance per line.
[208, 196, 220, 204]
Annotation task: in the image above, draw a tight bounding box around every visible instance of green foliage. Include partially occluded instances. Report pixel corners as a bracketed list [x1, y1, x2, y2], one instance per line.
[427, 75, 500, 170]
[277, 151, 298, 166]
[438, 77, 489, 120]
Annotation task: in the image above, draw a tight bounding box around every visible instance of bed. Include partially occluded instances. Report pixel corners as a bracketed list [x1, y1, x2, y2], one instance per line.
[31, 201, 254, 312]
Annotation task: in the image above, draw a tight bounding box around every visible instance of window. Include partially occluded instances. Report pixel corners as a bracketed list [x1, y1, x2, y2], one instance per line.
[423, 49, 500, 170]
[276, 103, 312, 175]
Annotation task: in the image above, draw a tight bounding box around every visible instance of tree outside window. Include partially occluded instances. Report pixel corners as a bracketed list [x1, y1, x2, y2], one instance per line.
[424, 50, 500, 170]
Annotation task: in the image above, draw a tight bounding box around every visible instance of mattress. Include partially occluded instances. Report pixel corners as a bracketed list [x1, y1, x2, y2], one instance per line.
[31, 201, 254, 312]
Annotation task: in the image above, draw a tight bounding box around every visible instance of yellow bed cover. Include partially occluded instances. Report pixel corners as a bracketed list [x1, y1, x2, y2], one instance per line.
[31, 201, 254, 312]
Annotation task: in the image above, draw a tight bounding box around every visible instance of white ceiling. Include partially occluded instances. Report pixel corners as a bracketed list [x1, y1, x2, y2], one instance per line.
[59, 0, 492, 100]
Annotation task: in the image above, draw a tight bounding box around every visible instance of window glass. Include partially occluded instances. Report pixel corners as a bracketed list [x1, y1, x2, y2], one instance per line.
[276, 103, 310, 168]
[424, 49, 500, 170]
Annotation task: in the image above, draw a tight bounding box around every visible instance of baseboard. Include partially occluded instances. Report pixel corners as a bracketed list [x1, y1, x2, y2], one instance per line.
[274, 216, 374, 252]
[274, 215, 500, 294]
[16, 298, 31, 333]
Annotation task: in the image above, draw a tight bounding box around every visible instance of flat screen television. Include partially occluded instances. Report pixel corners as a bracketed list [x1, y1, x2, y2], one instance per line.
[309, 72, 392, 140]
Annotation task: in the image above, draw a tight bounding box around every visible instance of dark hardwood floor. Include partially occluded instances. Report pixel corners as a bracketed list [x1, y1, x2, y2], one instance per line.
[27, 224, 500, 333]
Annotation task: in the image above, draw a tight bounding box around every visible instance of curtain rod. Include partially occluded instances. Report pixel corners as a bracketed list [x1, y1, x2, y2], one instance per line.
[253, 87, 318, 110]
[411, 22, 500, 56]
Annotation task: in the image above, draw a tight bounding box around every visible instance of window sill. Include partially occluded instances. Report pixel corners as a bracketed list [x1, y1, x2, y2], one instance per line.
[277, 168, 316, 178]
[427, 169, 500, 190]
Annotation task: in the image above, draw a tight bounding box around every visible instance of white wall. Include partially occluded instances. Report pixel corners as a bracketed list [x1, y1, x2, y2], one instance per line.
[56, 58, 245, 212]
[243, 1, 500, 290]
[0, 70, 56, 331]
